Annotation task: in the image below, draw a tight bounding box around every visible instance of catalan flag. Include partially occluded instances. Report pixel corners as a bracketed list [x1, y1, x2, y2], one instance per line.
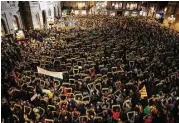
[140, 85, 147, 99]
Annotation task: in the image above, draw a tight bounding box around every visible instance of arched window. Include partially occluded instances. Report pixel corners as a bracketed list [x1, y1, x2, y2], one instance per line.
[48, 9, 51, 16]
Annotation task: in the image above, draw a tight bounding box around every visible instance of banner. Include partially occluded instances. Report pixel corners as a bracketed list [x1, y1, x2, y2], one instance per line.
[37, 67, 63, 79]
[31, 93, 39, 101]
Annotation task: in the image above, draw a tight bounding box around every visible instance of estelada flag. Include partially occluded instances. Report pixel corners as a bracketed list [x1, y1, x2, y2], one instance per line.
[140, 85, 147, 99]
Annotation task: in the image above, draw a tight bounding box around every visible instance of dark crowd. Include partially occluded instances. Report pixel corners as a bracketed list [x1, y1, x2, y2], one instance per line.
[1, 15, 179, 123]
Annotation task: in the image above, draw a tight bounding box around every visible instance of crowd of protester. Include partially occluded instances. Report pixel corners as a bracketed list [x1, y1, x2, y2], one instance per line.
[1, 15, 179, 123]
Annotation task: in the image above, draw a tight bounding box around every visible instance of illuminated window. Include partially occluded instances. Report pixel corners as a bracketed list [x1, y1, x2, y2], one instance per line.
[126, 3, 130, 9]
[78, 2, 85, 9]
[74, 10, 79, 15]
[82, 10, 86, 15]
[110, 12, 115, 16]
[124, 11, 129, 16]
[114, 4, 119, 9]
[119, 3, 122, 9]
[113, 2, 122, 9]
[125, 3, 138, 10]
[130, 4, 134, 10]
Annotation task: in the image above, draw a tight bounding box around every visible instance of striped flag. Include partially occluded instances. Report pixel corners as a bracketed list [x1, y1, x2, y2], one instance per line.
[140, 85, 147, 99]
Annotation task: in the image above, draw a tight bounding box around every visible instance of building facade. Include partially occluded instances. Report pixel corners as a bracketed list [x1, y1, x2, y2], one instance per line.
[163, 2, 179, 31]
[107, 1, 142, 16]
[1, 1, 178, 36]
[19, 1, 61, 30]
[61, 1, 95, 16]
[1, 1, 61, 37]
[1, 1, 23, 36]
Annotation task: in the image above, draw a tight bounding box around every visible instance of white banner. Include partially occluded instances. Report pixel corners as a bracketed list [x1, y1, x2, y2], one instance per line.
[37, 67, 63, 79]
[42, 89, 51, 94]
[31, 93, 40, 101]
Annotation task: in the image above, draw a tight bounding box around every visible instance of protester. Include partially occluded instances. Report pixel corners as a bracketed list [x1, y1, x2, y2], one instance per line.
[1, 15, 179, 123]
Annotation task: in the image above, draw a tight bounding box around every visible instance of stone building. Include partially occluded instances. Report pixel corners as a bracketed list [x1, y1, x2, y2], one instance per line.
[163, 2, 179, 31]
[107, 1, 142, 16]
[1, 1, 23, 36]
[1, 1, 61, 37]
[19, 1, 61, 30]
[61, 1, 95, 15]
